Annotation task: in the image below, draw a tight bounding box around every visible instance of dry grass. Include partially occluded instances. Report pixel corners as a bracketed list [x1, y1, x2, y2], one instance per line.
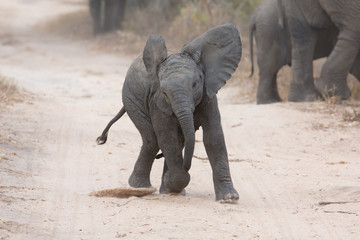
[342, 104, 360, 122]
[348, 75, 360, 100]
[296, 100, 360, 132]
[0, 75, 21, 104]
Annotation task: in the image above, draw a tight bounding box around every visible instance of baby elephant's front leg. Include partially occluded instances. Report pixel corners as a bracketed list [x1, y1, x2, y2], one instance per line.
[203, 126, 239, 201]
[200, 98, 239, 201]
[157, 141, 190, 194]
[153, 115, 190, 194]
[161, 158, 190, 194]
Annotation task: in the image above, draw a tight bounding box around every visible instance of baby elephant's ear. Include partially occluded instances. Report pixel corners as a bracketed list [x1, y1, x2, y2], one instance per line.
[182, 24, 242, 98]
[143, 35, 167, 74]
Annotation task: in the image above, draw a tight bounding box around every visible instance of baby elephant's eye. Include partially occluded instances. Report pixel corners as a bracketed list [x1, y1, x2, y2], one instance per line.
[192, 82, 197, 88]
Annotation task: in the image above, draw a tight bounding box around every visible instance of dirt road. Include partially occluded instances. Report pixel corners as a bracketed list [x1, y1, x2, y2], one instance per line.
[0, 1, 359, 239]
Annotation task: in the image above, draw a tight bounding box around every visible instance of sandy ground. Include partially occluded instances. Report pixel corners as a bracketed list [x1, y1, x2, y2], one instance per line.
[0, 1, 360, 239]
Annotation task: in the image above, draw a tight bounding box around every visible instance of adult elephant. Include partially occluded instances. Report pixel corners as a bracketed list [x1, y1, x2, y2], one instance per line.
[250, 0, 337, 104]
[250, 0, 360, 104]
[89, 0, 127, 35]
[97, 24, 242, 201]
[282, 0, 360, 101]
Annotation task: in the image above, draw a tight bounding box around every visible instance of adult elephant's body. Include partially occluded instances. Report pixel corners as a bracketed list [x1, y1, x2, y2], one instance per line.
[97, 24, 242, 201]
[283, 0, 360, 101]
[250, 0, 360, 104]
[250, 0, 337, 104]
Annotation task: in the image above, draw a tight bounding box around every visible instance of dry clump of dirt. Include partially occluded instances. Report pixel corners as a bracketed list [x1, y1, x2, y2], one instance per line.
[90, 187, 157, 198]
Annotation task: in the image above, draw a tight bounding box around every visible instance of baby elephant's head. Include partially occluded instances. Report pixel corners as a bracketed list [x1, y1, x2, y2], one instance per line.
[158, 53, 205, 116]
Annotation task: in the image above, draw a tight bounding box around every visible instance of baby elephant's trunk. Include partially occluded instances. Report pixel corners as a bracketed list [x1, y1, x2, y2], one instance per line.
[176, 109, 195, 171]
[96, 107, 126, 144]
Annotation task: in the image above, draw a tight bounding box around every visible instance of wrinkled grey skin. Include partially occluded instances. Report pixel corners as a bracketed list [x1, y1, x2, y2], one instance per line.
[97, 24, 242, 201]
[281, 0, 360, 101]
[89, 0, 127, 35]
[250, 0, 360, 104]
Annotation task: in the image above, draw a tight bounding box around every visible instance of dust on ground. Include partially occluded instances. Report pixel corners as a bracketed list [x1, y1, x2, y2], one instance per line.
[0, 1, 359, 240]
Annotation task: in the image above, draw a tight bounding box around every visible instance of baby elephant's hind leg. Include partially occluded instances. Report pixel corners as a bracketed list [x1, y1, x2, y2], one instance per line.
[129, 136, 159, 188]
[128, 131, 159, 188]
[126, 105, 159, 188]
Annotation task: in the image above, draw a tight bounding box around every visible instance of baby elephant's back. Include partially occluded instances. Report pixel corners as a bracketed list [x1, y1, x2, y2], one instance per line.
[122, 56, 151, 112]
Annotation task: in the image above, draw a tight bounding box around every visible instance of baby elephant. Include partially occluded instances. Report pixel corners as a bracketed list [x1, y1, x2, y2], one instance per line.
[97, 24, 242, 201]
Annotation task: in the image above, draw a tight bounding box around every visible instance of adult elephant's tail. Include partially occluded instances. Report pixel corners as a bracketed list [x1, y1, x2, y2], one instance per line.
[96, 106, 126, 145]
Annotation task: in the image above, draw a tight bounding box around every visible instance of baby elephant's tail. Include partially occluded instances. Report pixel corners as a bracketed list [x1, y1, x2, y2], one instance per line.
[96, 107, 126, 145]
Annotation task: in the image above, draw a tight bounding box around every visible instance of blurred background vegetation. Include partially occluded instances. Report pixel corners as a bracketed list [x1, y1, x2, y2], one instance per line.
[44, 0, 262, 45]
[122, 0, 262, 45]
[40, 0, 359, 101]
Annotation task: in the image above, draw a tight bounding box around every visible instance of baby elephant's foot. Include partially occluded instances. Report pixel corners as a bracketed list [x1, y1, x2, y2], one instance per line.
[215, 182, 239, 203]
[159, 184, 186, 196]
[128, 172, 152, 188]
[162, 170, 190, 194]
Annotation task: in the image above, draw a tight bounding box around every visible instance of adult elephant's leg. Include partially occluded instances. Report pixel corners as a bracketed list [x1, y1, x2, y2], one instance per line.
[257, 69, 282, 104]
[113, 0, 127, 30]
[256, 24, 286, 104]
[350, 51, 360, 81]
[316, 30, 360, 98]
[197, 97, 238, 201]
[103, 0, 117, 32]
[125, 104, 159, 188]
[89, 0, 102, 35]
[271, 74, 282, 101]
[287, 19, 320, 101]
